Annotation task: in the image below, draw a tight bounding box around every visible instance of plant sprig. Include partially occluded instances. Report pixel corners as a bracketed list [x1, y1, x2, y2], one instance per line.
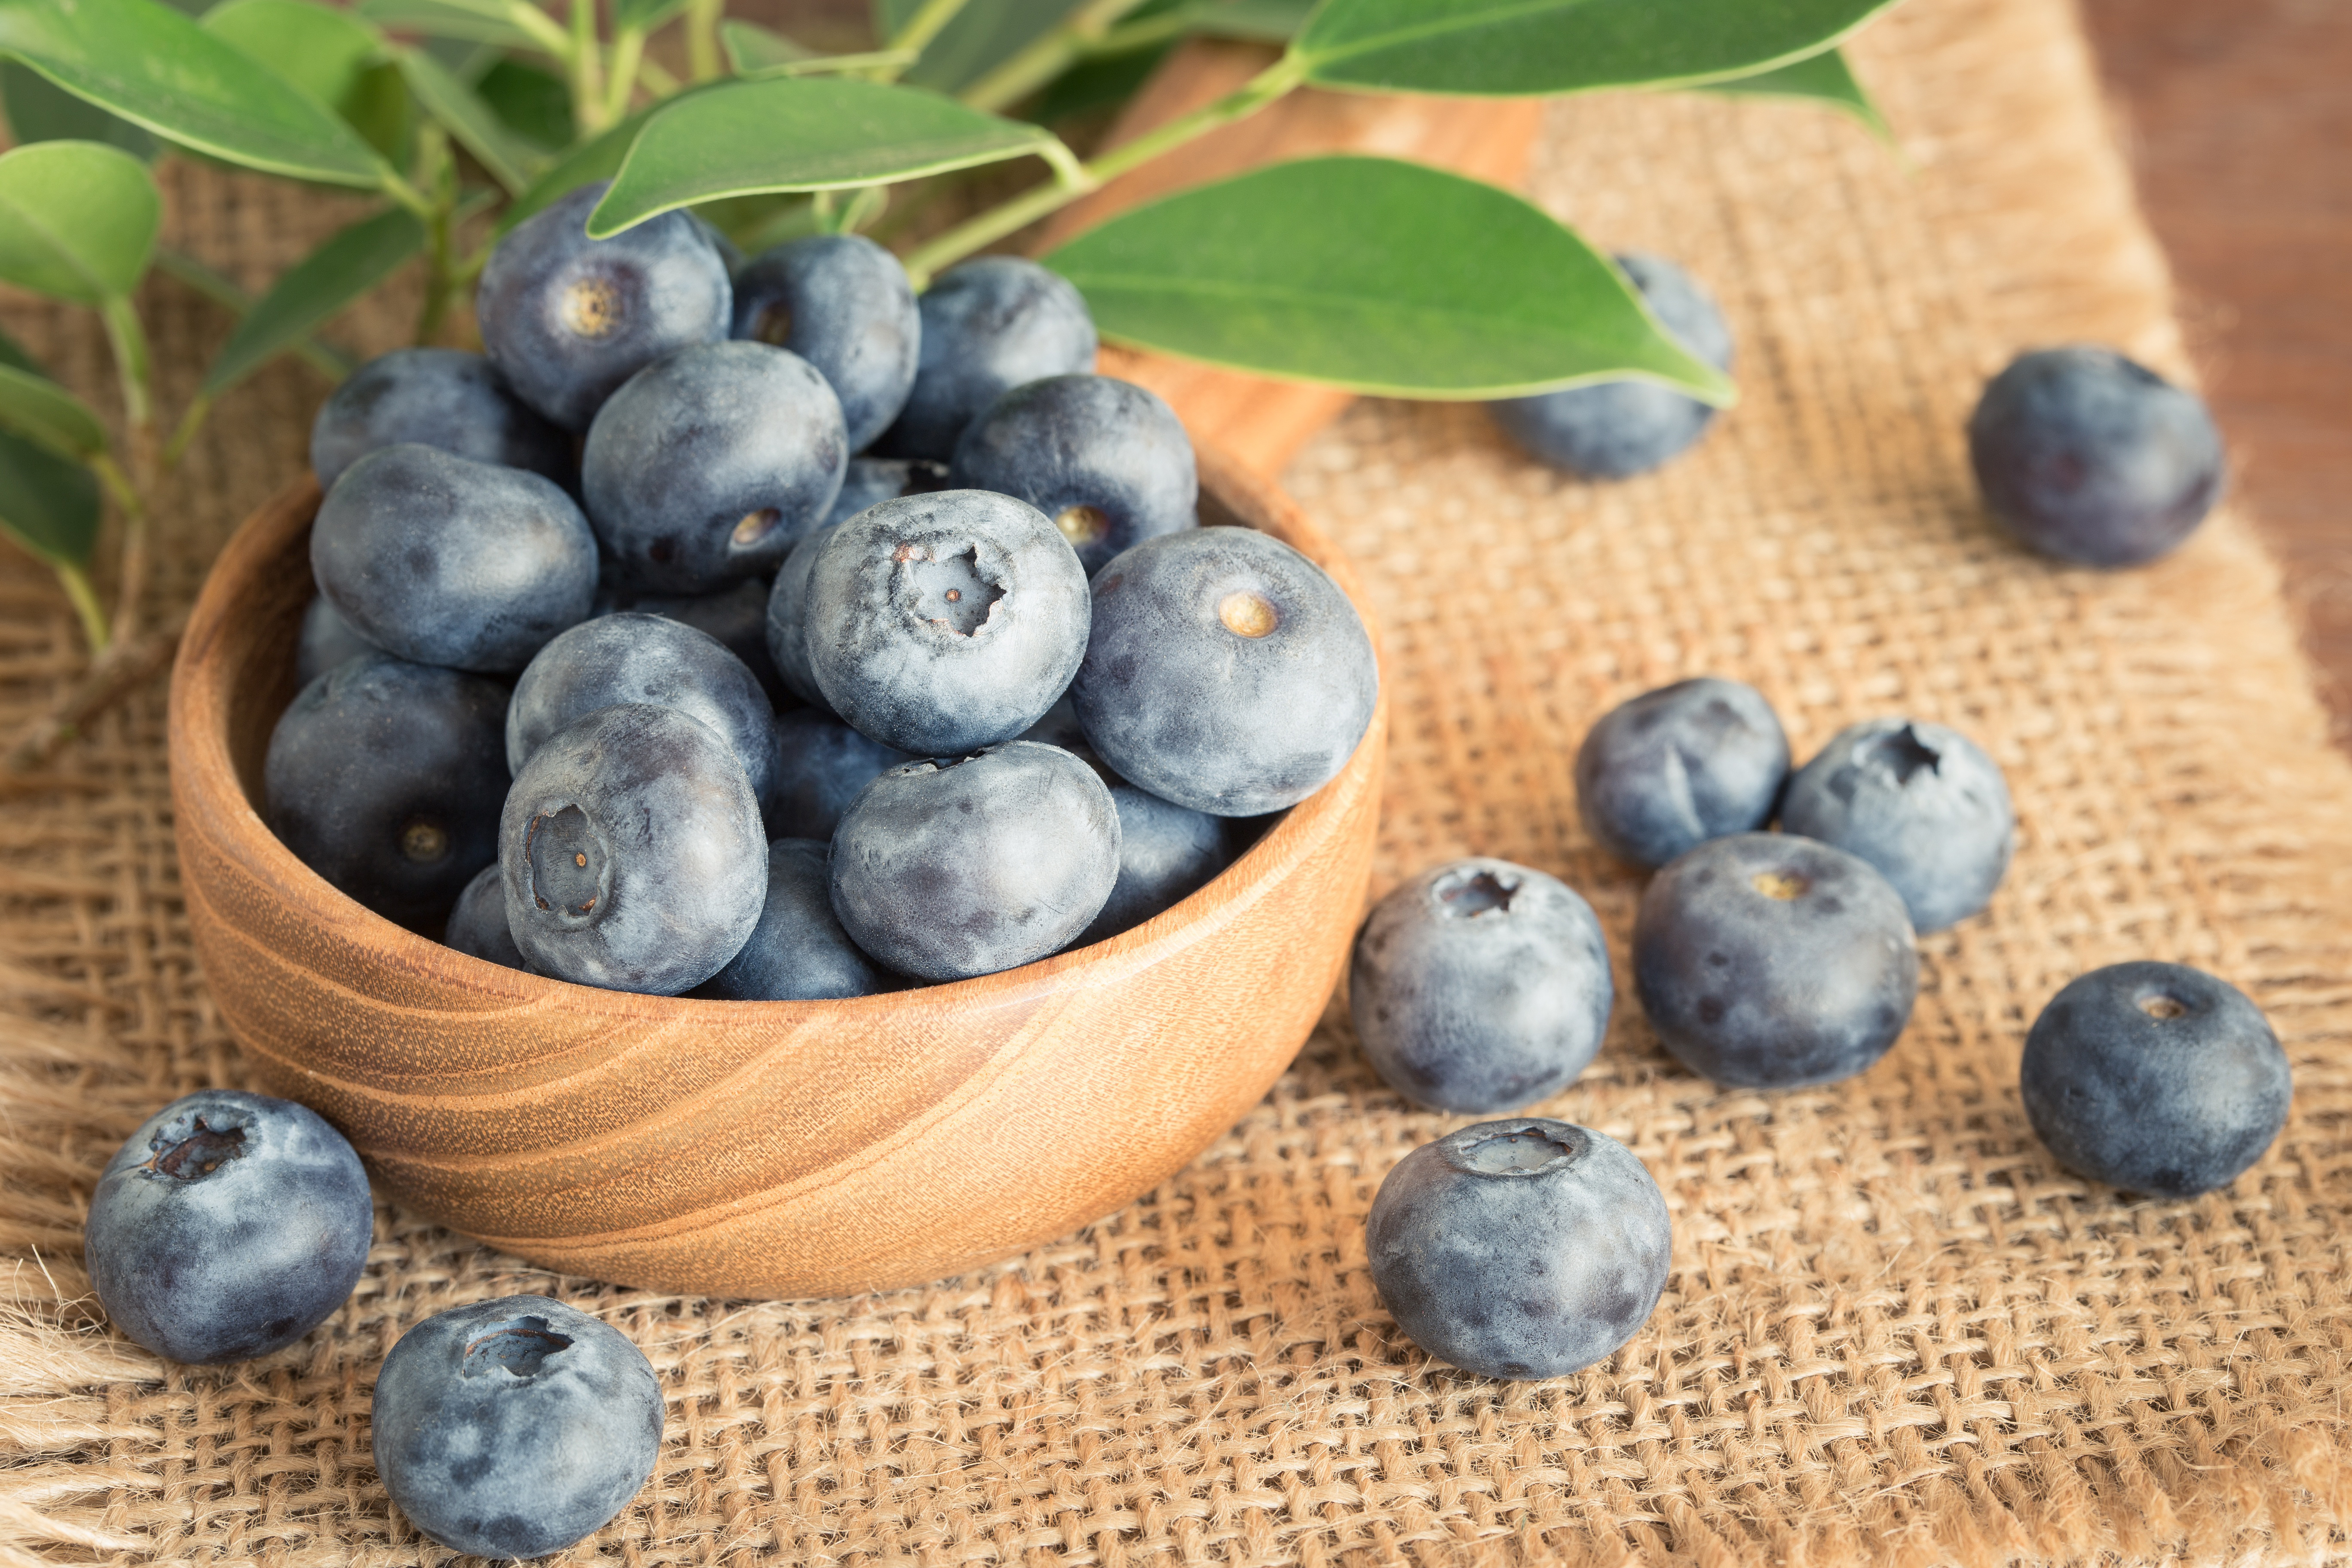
[0, 0, 1897, 767]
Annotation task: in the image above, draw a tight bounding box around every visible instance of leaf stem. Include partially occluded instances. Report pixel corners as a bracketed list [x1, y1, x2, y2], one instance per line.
[902, 52, 1306, 286]
[97, 298, 151, 433]
[6, 608, 187, 773]
[94, 299, 156, 644]
[886, 0, 974, 66]
[962, 0, 1158, 112]
[605, 25, 646, 122]
[162, 397, 213, 470]
[640, 55, 683, 96]
[684, 0, 723, 82]
[52, 564, 109, 659]
[571, 0, 609, 136]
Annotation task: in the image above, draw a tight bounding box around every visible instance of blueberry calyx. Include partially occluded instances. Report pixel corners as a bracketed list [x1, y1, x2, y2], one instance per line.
[1056, 505, 1109, 548]
[2135, 988, 2192, 1020]
[1217, 590, 1278, 639]
[1436, 867, 1516, 917]
[144, 1115, 250, 1182]
[462, 1315, 575, 1379]
[560, 276, 629, 341]
[400, 818, 451, 864]
[894, 542, 1005, 636]
[1859, 724, 1942, 787]
[1443, 1121, 1585, 1178]
[526, 805, 613, 923]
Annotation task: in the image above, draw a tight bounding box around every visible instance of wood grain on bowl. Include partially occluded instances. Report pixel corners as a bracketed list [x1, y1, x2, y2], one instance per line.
[168, 445, 1385, 1298]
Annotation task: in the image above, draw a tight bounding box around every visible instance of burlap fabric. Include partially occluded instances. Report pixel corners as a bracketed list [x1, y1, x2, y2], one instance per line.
[8, 0, 2352, 1559]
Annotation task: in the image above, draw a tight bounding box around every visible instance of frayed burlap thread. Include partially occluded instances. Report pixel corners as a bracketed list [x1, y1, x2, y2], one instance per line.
[5, 0, 2352, 1562]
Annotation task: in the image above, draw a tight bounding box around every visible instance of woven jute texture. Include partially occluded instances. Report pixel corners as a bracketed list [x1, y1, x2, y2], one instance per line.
[8, 0, 2352, 1560]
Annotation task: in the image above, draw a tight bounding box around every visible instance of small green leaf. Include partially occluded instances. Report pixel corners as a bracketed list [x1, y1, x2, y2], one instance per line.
[1700, 45, 1889, 138]
[356, 0, 565, 55]
[499, 104, 658, 232]
[613, 0, 689, 31]
[590, 77, 1059, 236]
[475, 56, 570, 149]
[0, 427, 101, 569]
[394, 44, 542, 194]
[1, 60, 157, 158]
[201, 0, 381, 110]
[0, 0, 385, 186]
[1044, 155, 1734, 402]
[203, 205, 426, 397]
[0, 141, 161, 305]
[0, 363, 108, 459]
[876, 0, 1077, 94]
[1188, 0, 1315, 43]
[1295, 0, 1901, 97]
[720, 18, 813, 72]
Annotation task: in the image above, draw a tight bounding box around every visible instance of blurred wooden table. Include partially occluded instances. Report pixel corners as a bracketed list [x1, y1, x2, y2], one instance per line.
[2079, 0, 2352, 735]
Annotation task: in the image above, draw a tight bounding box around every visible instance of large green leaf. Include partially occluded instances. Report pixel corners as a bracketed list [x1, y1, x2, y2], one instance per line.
[0, 363, 108, 458]
[1190, 0, 1315, 42]
[1700, 44, 1888, 137]
[1044, 155, 1735, 401]
[0, 0, 385, 185]
[355, 0, 566, 54]
[1294, 0, 1901, 96]
[589, 77, 1060, 236]
[875, 0, 1077, 93]
[393, 44, 542, 193]
[1, 61, 157, 157]
[0, 141, 160, 305]
[202, 205, 426, 397]
[202, 0, 412, 159]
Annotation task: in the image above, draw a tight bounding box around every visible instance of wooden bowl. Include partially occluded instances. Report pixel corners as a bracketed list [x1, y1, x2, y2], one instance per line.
[168, 445, 1385, 1299]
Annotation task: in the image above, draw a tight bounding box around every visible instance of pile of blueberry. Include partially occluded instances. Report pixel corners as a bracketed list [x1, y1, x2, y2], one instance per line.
[1352, 677, 2288, 1379]
[271, 179, 1378, 999]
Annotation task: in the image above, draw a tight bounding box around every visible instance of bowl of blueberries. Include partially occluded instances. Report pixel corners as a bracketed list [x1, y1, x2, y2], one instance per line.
[166, 182, 1385, 1298]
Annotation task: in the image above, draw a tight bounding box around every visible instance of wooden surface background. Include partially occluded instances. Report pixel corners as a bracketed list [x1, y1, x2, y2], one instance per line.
[2079, 0, 2352, 735]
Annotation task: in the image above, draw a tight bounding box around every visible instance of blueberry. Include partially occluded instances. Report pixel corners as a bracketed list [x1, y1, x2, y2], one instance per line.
[477, 180, 732, 431]
[294, 593, 380, 688]
[445, 862, 527, 971]
[1633, 833, 1917, 1089]
[827, 455, 949, 527]
[766, 708, 912, 840]
[1574, 677, 1788, 869]
[697, 839, 893, 1000]
[830, 741, 1118, 981]
[508, 612, 779, 817]
[1968, 346, 2226, 567]
[371, 1294, 662, 1560]
[309, 347, 572, 493]
[731, 234, 920, 452]
[1778, 717, 2013, 934]
[312, 443, 598, 674]
[1075, 783, 1234, 946]
[1350, 859, 1612, 1113]
[804, 490, 1090, 754]
[876, 256, 1096, 460]
[85, 1089, 372, 1364]
[266, 653, 509, 929]
[596, 576, 790, 709]
[1488, 252, 1734, 479]
[500, 704, 766, 994]
[2020, 962, 2290, 1198]
[1365, 1118, 1670, 1380]
[1072, 527, 1377, 817]
[582, 340, 847, 593]
[949, 374, 1197, 577]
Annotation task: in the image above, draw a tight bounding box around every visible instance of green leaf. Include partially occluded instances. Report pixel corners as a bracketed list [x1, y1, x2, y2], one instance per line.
[475, 56, 570, 149]
[0, 427, 101, 568]
[1188, 0, 1315, 43]
[590, 77, 1060, 236]
[1294, 0, 1902, 97]
[0, 141, 160, 305]
[1044, 154, 1735, 402]
[0, 363, 108, 459]
[720, 18, 813, 72]
[203, 205, 426, 397]
[355, 0, 565, 54]
[877, 0, 1077, 94]
[0, 0, 386, 185]
[1700, 45, 1889, 138]
[393, 44, 542, 193]
[201, 0, 380, 109]
[1, 60, 157, 158]
[499, 104, 657, 232]
[613, 0, 689, 31]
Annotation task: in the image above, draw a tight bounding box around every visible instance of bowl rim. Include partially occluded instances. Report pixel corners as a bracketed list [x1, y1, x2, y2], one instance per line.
[168, 439, 1386, 1022]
